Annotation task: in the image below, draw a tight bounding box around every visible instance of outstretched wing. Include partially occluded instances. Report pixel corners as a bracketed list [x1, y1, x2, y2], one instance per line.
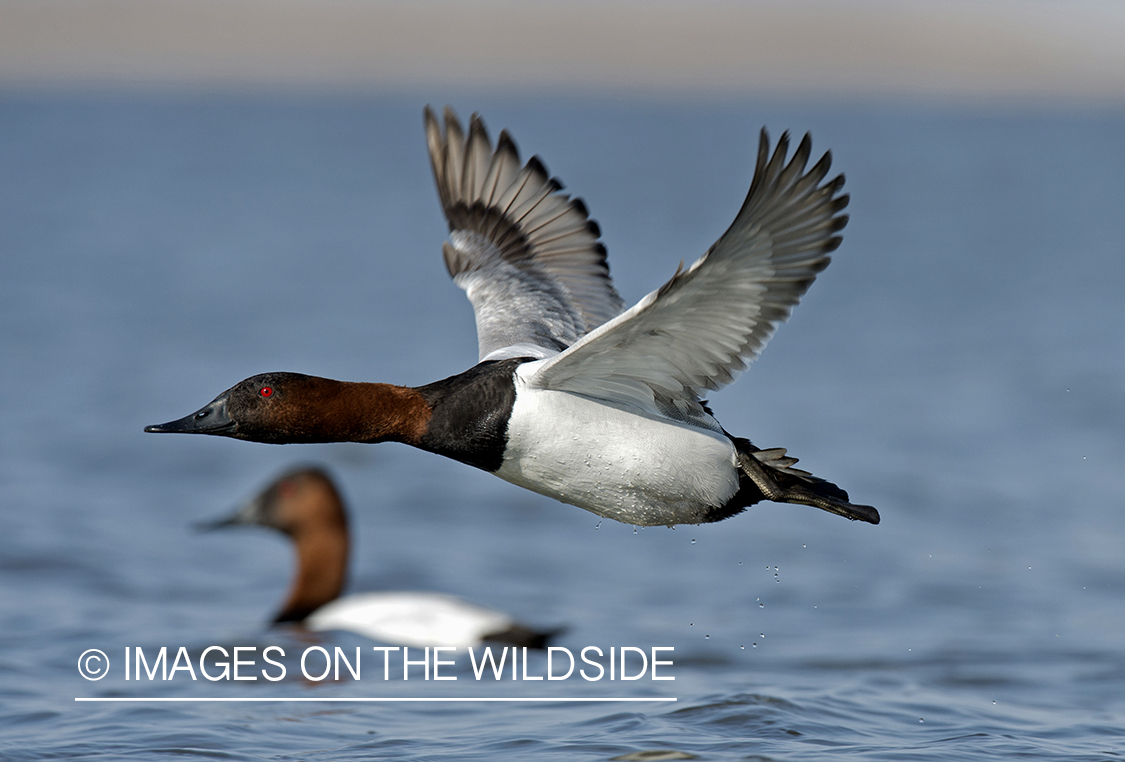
[425, 106, 625, 362]
[526, 128, 848, 422]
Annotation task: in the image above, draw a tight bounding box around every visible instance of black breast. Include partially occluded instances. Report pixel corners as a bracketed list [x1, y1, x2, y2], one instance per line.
[415, 358, 528, 472]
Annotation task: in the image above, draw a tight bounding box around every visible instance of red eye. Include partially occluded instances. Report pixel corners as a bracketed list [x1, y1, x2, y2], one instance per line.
[259, 387, 273, 398]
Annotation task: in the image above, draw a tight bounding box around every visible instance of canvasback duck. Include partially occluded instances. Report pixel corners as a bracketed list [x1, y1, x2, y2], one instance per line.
[203, 466, 558, 648]
[149, 106, 879, 528]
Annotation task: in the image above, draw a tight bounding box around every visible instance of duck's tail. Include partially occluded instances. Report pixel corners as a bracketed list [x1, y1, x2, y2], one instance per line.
[730, 437, 879, 524]
[483, 623, 566, 650]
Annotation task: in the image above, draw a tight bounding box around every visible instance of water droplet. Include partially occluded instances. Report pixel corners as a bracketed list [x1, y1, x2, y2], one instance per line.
[760, 633, 765, 639]
[740, 645, 745, 650]
[802, 544, 806, 548]
[704, 634, 710, 640]
[752, 643, 757, 648]
[919, 718, 924, 723]
[689, 622, 694, 627]
[690, 539, 696, 545]
[992, 700, 996, 705]
[595, 520, 602, 530]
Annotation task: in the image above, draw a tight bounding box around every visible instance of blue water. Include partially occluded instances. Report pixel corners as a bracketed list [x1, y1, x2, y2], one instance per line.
[2, 92, 1123, 760]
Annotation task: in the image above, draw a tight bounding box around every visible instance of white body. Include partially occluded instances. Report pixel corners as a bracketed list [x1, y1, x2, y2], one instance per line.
[497, 369, 741, 526]
[306, 592, 513, 648]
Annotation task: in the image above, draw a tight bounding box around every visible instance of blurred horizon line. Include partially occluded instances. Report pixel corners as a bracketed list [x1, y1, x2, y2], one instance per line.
[1, 0, 1124, 105]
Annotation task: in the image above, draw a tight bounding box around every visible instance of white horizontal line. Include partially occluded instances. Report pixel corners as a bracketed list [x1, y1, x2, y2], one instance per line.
[75, 696, 676, 703]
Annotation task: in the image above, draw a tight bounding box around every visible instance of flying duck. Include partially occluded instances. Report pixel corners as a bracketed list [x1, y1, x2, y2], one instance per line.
[148, 107, 879, 528]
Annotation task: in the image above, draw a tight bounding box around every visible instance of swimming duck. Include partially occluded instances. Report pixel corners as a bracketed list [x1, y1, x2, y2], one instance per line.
[149, 106, 879, 528]
[203, 466, 558, 648]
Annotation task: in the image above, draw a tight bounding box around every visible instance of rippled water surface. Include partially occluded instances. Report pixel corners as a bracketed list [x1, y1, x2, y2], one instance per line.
[2, 94, 1123, 760]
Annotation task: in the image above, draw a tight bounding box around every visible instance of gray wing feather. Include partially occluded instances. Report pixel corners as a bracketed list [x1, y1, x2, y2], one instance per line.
[425, 106, 625, 361]
[528, 128, 848, 420]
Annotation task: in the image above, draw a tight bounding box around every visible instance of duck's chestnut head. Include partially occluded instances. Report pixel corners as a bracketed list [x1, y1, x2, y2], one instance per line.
[197, 466, 344, 537]
[145, 372, 326, 444]
[147, 372, 428, 444]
